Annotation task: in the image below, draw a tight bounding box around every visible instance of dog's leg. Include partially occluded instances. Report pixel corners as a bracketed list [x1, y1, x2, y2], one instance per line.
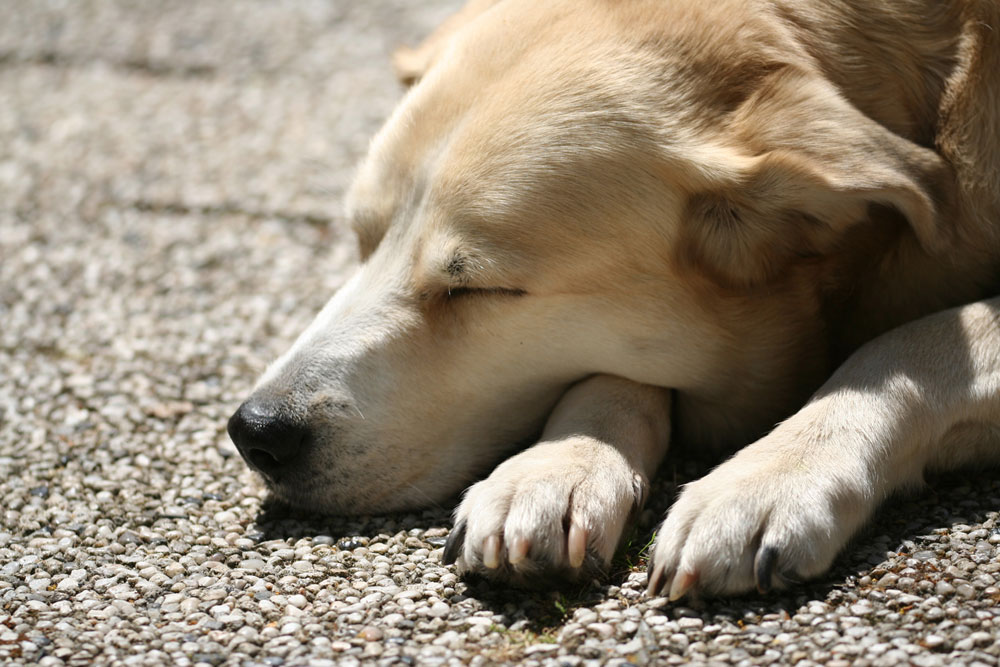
[444, 374, 671, 582]
[648, 297, 1000, 599]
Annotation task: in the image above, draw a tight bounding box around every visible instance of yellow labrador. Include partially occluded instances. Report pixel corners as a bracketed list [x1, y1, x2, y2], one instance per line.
[228, 0, 1000, 597]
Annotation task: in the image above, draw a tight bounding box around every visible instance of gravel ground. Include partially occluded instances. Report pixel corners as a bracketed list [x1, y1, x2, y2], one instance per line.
[2, 2, 1000, 665]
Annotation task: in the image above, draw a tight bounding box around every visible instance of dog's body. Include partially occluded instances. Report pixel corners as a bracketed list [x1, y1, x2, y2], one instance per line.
[228, 0, 1000, 596]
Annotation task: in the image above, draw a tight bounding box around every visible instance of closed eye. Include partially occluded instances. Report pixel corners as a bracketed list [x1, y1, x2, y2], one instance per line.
[446, 286, 527, 299]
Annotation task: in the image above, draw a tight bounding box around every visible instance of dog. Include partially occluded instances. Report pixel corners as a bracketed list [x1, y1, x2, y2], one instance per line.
[228, 0, 1000, 598]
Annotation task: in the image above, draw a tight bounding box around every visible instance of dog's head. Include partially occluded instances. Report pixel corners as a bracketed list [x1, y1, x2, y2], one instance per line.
[228, 0, 950, 513]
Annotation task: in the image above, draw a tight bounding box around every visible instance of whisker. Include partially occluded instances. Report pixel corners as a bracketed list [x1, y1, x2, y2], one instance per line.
[403, 481, 447, 512]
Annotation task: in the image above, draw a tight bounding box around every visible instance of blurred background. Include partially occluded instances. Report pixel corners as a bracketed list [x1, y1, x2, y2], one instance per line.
[0, 0, 462, 443]
[0, 0, 458, 221]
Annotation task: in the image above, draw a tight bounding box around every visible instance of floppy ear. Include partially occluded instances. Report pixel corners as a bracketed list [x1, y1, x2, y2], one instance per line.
[393, 0, 503, 86]
[682, 68, 955, 287]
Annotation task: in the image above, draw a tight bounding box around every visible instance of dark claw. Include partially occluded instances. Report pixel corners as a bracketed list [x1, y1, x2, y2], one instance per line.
[754, 545, 779, 594]
[442, 519, 466, 565]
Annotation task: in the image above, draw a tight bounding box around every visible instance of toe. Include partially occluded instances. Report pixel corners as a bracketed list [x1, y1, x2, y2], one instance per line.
[645, 559, 670, 597]
[668, 568, 698, 601]
[508, 536, 531, 565]
[567, 521, 588, 569]
[482, 534, 502, 569]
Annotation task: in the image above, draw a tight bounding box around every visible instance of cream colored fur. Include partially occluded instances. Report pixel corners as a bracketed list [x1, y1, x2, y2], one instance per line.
[242, 0, 1000, 596]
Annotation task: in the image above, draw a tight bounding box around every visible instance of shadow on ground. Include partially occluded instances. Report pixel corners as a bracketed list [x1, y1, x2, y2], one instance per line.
[248, 457, 1000, 636]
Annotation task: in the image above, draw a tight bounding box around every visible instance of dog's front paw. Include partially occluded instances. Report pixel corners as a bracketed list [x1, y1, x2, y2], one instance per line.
[443, 438, 647, 584]
[647, 438, 871, 598]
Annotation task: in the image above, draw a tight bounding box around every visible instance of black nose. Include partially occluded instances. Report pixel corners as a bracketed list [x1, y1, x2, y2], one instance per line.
[227, 400, 308, 479]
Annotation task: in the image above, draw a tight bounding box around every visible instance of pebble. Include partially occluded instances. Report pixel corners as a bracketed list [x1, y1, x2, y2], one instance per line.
[936, 580, 956, 596]
[426, 602, 450, 618]
[28, 578, 51, 592]
[524, 644, 559, 655]
[588, 623, 615, 639]
[239, 559, 266, 572]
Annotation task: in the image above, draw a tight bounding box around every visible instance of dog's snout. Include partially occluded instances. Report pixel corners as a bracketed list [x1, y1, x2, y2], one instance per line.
[227, 399, 308, 479]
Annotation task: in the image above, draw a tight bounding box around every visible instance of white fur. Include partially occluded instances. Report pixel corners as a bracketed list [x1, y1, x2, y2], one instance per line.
[649, 298, 1000, 595]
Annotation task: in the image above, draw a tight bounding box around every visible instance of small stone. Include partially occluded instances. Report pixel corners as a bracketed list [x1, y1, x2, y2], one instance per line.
[955, 583, 976, 599]
[426, 602, 450, 618]
[935, 580, 955, 596]
[358, 626, 384, 641]
[56, 578, 79, 592]
[925, 607, 946, 621]
[968, 631, 994, 647]
[617, 638, 647, 655]
[875, 573, 898, 588]
[28, 578, 51, 592]
[118, 531, 142, 544]
[337, 538, 365, 550]
[588, 623, 615, 639]
[523, 644, 558, 655]
[849, 602, 873, 615]
[238, 559, 265, 571]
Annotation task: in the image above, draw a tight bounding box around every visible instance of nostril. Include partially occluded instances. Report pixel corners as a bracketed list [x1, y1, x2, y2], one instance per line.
[247, 448, 283, 474]
[228, 399, 309, 478]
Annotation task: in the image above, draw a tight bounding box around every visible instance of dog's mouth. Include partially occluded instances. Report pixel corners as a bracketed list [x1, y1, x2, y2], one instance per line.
[244, 427, 550, 516]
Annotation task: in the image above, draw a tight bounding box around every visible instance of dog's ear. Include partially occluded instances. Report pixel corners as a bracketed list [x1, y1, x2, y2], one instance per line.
[393, 0, 503, 86]
[681, 68, 954, 288]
